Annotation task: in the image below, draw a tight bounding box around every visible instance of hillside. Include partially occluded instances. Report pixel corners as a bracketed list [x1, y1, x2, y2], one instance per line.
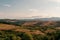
[0, 21, 60, 40]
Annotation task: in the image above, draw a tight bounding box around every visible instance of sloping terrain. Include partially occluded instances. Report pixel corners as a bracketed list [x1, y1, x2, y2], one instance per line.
[0, 21, 60, 40]
[0, 24, 16, 30]
[0, 23, 45, 35]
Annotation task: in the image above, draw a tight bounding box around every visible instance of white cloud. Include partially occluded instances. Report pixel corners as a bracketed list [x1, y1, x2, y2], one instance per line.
[43, 6, 60, 17]
[3, 4, 11, 7]
[0, 12, 7, 19]
[28, 7, 60, 18]
[48, 0, 60, 2]
[28, 9, 51, 18]
[0, 8, 60, 19]
[29, 9, 38, 12]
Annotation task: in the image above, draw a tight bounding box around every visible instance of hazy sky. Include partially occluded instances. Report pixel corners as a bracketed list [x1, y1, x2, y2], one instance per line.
[0, 0, 60, 19]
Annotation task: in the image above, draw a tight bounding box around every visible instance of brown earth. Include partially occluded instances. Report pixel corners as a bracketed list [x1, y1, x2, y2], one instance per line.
[0, 23, 45, 35]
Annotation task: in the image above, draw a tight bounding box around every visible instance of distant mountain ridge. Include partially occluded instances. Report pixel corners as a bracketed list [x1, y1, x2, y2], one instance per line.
[19, 17, 60, 21]
[37, 17, 60, 21]
[0, 17, 60, 21]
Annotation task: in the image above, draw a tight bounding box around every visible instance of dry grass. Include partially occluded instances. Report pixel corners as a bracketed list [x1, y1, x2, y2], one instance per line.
[0, 23, 17, 30]
[0, 24, 44, 35]
[44, 29, 56, 33]
[41, 21, 56, 26]
[22, 21, 38, 26]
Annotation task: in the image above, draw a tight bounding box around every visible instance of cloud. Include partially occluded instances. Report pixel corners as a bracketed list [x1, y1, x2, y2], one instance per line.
[48, 0, 60, 2]
[0, 7, 60, 19]
[3, 4, 11, 7]
[29, 9, 38, 12]
[42, 6, 60, 17]
[28, 9, 51, 18]
[0, 12, 7, 19]
[28, 7, 60, 18]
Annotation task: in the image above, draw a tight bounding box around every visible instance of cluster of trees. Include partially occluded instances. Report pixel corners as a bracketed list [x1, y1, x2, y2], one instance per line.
[1, 19, 60, 27]
[0, 19, 60, 40]
[0, 19, 26, 26]
[0, 29, 60, 40]
[0, 30, 33, 40]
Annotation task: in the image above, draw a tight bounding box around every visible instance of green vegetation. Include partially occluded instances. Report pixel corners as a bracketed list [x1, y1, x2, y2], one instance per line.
[0, 29, 60, 40]
[0, 19, 60, 40]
